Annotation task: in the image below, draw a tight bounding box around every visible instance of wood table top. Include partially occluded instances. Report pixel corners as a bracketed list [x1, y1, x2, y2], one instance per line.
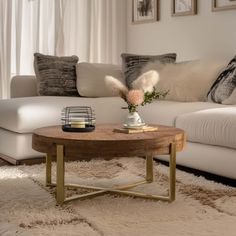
[32, 124, 186, 158]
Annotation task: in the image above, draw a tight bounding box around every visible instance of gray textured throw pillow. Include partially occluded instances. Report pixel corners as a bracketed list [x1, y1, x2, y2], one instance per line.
[207, 56, 236, 103]
[34, 53, 79, 96]
[121, 53, 177, 88]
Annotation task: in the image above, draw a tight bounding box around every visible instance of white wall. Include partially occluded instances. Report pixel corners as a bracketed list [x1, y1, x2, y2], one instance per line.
[127, 0, 236, 62]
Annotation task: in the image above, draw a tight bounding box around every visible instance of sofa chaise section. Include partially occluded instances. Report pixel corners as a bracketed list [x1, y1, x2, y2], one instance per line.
[0, 96, 127, 133]
[159, 107, 236, 179]
[0, 95, 127, 164]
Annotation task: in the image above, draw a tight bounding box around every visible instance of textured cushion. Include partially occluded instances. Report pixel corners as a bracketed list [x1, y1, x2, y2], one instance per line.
[141, 60, 226, 102]
[176, 108, 236, 149]
[121, 53, 176, 88]
[34, 53, 79, 96]
[207, 56, 236, 103]
[76, 63, 124, 97]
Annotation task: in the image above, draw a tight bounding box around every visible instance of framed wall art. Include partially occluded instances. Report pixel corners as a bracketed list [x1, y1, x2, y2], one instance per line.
[212, 0, 236, 11]
[132, 0, 159, 24]
[171, 0, 197, 16]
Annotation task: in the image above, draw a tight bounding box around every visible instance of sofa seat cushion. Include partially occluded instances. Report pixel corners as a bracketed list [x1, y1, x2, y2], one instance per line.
[0, 97, 126, 133]
[0, 98, 231, 134]
[138, 101, 229, 126]
[176, 107, 236, 149]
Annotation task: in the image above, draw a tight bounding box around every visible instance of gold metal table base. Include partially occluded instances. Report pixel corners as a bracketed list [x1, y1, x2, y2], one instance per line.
[46, 143, 176, 205]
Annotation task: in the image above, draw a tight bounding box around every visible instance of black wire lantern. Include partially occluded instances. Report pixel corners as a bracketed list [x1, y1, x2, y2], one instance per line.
[61, 106, 95, 132]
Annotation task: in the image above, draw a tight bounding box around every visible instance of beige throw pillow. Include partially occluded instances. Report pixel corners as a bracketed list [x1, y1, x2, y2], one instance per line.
[141, 60, 226, 102]
[76, 63, 124, 97]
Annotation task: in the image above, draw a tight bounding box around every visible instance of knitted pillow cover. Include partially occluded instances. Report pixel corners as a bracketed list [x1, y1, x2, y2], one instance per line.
[34, 53, 79, 96]
[121, 53, 177, 88]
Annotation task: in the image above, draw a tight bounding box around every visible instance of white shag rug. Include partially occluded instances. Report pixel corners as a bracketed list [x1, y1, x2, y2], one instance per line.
[1, 157, 236, 236]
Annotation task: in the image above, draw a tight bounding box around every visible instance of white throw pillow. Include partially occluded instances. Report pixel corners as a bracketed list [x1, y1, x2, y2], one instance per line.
[141, 60, 226, 102]
[76, 63, 124, 97]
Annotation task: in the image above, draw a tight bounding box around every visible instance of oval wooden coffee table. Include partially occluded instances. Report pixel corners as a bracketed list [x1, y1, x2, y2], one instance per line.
[32, 124, 186, 205]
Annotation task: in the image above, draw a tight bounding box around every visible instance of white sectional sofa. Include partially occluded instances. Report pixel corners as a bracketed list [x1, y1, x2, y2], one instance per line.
[0, 67, 236, 179]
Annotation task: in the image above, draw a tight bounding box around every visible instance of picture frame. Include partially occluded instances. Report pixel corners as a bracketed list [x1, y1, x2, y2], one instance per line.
[171, 0, 197, 16]
[212, 0, 236, 11]
[132, 0, 159, 24]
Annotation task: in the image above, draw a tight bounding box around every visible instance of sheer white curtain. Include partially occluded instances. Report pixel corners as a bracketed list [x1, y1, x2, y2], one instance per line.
[61, 0, 126, 64]
[11, 0, 58, 75]
[0, 0, 58, 98]
[0, 0, 12, 98]
[0, 0, 126, 99]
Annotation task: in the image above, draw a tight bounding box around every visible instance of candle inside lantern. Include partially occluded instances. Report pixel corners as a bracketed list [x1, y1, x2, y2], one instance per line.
[70, 118, 86, 128]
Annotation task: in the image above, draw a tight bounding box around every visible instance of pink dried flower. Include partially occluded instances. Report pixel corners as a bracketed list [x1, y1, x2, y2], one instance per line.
[126, 90, 144, 105]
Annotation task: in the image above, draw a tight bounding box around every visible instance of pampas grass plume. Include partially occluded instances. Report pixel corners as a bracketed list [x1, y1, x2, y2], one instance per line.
[132, 70, 159, 93]
[105, 76, 128, 99]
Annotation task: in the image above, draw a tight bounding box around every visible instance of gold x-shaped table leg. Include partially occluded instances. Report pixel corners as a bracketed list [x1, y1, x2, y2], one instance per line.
[45, 144, 176, 205]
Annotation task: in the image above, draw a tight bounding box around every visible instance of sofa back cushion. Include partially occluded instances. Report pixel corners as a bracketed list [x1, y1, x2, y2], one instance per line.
[141, 60, 226, 102]
[34, 53, 79, 96]
[11, 75, 37, 98]
[76, 62, 124, 97]
[121, 53, 177, 88]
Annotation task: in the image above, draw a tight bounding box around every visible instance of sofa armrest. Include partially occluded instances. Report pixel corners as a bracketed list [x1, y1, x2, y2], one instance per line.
[10, 75, 38, 98]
